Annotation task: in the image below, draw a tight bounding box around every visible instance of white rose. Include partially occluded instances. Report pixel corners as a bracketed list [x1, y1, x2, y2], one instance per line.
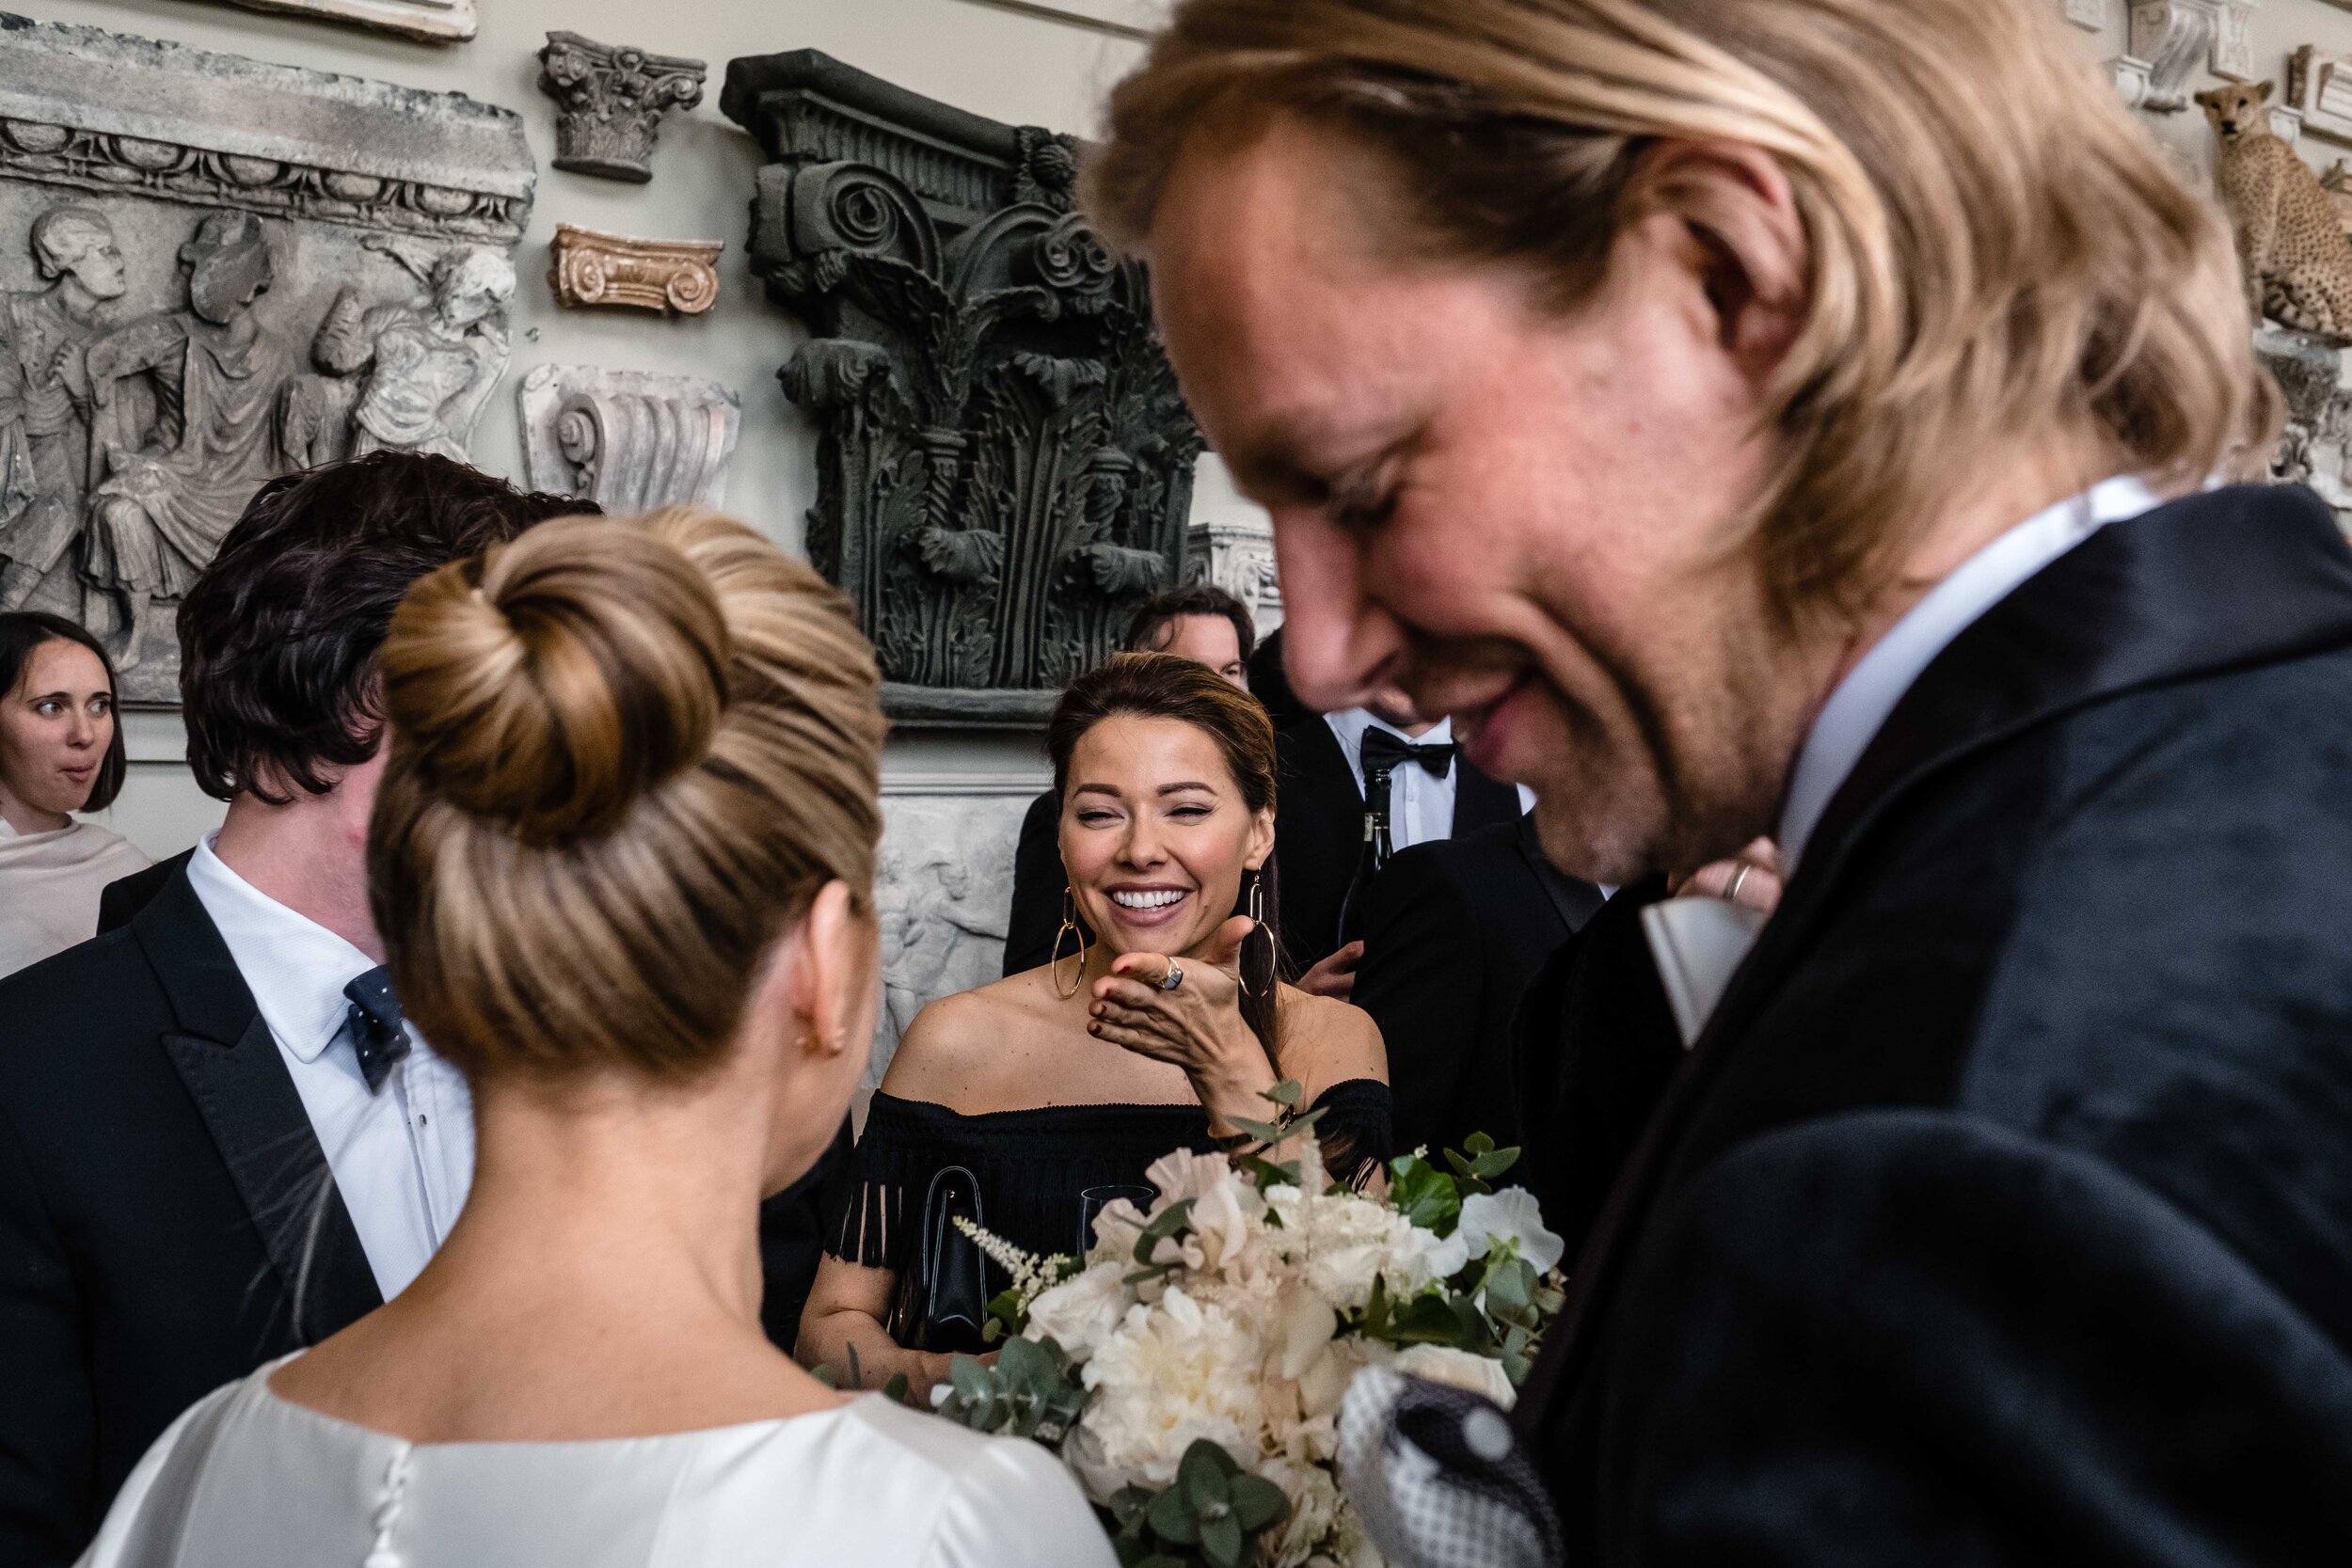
[1296, 1336, 1388, 1422]
[1025, 1260, 1132, 1361]
[1072, 1286, 1267, 1499]
[1458, 1187, 1565, 1275]
[1392, 1343, 1518, 1409]
[1272, 1282, 1338, 1379]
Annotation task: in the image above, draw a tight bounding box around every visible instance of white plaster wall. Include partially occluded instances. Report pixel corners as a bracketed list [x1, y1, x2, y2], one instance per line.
[21, 0, 1219, 852]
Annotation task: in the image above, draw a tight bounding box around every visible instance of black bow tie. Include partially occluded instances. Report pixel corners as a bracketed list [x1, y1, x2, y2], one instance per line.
[1360, 726, 1456, 781]
[343, 966, 410, 1094]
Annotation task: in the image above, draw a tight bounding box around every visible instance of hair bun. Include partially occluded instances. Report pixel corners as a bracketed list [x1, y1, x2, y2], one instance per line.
[381, 516, 730, 844]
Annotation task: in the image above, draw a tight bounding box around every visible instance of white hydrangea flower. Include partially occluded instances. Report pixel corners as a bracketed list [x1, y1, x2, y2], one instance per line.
[1458, 1187, 1565, 1275]
[1025, 1260, 1133, 1362]
[1260, 1453, 1345, 1568]
[1070, 1285, 1267, 1500]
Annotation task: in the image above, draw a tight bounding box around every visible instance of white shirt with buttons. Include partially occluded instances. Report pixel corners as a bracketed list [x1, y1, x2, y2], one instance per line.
[185, 832, 473, 1300]
[1323, 708, 1538, 853]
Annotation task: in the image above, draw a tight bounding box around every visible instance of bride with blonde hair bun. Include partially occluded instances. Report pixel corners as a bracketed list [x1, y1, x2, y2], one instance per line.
[78, 509, 1112, 1568]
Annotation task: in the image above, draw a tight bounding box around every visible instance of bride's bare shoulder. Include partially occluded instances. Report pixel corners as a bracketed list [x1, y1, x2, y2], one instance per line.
[877, 969, 1066, 1105]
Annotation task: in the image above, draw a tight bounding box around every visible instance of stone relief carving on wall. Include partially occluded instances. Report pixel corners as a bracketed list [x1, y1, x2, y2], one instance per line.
[1184, 519, 1282, 636]
[201, 0, 480, 45]
[548, 224, 723, 315]
[536, 32, 708, 183]
[0, 16, 534, 698]
[517, 365, 741, 512]
[869, 793, 1028, 1085]
[284, 236, 515, 466]
[721, 50, 1203, 725]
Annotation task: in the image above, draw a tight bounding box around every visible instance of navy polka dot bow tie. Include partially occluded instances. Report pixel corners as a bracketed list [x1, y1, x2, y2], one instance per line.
[343, 966, 410, 1094]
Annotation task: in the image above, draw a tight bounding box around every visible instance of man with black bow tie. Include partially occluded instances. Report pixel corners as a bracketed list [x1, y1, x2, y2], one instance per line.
[0, 455, 850, 1567]
[1274, 680, 1529, 993]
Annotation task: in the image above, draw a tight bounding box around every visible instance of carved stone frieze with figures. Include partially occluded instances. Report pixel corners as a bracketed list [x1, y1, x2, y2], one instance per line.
[721, 49, 1203, 724]
[517, 365, 741, 512]
[0, 15, 532, 700]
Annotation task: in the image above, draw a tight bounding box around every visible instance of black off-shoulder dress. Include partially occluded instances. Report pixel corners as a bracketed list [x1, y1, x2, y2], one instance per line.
[830, 1080, 1392, 1354]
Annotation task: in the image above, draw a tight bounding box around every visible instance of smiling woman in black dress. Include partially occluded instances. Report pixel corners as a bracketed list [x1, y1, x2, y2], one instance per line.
[798, 654, 1391, 1398]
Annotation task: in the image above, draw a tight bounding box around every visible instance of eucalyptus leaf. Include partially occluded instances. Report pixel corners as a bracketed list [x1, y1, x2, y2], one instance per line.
[1263, 1079, 1303, 1106]
[1201, 1511, 1245, 1568]
[1147, 1483, 1201, 1545]
[1229, 1472, 1289, 1532]
[882, 1372, 910, 1404]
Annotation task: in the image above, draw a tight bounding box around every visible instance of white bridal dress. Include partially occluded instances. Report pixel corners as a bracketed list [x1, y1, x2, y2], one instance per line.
[77, 1361, 1116, 1568]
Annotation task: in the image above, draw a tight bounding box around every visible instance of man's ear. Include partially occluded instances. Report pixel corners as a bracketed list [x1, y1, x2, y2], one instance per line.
[1625, 139, 1808, 382]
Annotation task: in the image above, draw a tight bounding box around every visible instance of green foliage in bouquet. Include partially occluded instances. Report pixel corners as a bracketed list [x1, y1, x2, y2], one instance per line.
[1357, 1134, 1568, 1386]
[1105, 1439, 1289, 1568]
[932, 1335, 1090, 1445]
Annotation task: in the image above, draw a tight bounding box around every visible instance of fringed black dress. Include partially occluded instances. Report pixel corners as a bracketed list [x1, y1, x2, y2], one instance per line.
[830, 1081, 1392, 1354]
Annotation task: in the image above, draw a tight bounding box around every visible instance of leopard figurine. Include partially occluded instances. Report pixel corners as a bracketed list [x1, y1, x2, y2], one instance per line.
[2199, 80, 2352, 340]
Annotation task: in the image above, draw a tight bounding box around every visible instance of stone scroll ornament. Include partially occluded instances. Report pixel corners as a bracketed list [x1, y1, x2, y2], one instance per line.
[536, 32, 708, 183]
[0, 15, 533, 699]
[517, 365, 740, 512]
[720, 50, 1203, 723]
[548, 224, 723, 316]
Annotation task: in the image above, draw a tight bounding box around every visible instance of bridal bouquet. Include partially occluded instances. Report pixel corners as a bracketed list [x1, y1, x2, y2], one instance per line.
[931, 1087, 1565, 1568]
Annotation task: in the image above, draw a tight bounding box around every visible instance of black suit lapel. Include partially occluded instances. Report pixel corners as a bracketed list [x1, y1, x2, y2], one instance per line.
[1452, 758, 1520, 837]
[1513, 814, 1605, 934]
[1522, 483, 2352, 1429]
[136, 871, 383, 1341]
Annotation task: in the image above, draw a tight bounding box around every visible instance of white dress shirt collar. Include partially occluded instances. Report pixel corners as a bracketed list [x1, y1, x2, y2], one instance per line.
[1776, 474, 2169, 875]
[184, 832, 377, 1065]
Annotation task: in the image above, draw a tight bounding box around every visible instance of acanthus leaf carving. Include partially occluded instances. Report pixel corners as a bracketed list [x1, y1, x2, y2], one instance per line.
[535, 32, 707, 184]
[722, 49, 1200, 724]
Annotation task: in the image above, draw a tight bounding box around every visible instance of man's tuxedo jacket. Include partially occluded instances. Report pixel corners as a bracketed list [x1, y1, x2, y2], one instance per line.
[998, 716, 1523, 977]
[1516, 484, 2352, 1560]
[1352, 813, 1604, 1159]
[0, 864, 850, 1567]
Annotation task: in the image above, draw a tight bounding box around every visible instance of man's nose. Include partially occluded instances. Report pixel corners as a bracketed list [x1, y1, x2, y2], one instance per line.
[1270, 511, 1408, 716]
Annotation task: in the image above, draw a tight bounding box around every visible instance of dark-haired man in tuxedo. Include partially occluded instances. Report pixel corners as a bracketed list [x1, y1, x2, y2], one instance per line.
[0, 454, 846, 1566]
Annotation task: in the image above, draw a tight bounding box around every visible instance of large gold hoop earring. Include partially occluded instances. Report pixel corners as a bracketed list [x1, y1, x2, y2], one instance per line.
[1052, 887, 1086, 1000]
[1240, 870, 1269, 998]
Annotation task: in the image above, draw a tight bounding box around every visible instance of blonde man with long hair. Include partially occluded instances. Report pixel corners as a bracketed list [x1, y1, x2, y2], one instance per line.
[1091, 0, 2352, 1559]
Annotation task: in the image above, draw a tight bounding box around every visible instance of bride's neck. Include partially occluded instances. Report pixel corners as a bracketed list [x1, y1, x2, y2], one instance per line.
[423, 1069, 772, 1334]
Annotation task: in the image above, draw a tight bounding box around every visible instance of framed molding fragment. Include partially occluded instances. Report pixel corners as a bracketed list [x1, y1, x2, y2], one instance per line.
[196, 0, 479, 44]
[2291, 45, 2352, 145]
